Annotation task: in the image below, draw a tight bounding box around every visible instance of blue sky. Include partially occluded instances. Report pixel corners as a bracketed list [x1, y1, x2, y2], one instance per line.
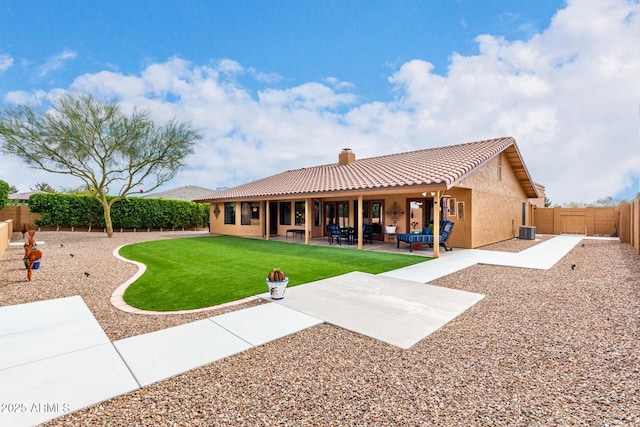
[1, 0, 639, 204]
[1, 1, 563, 101]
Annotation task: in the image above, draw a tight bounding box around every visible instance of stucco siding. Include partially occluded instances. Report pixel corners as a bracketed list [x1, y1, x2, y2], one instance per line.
[471, 191, 524, 247]
[209, 201, 264, 238]
[461, 154, 529, 248]
[0, 220, 11, 260]
[446, 187, 471, 248]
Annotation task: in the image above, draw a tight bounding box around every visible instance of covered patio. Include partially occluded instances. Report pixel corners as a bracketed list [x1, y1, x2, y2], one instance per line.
[262, 232, 442, 256]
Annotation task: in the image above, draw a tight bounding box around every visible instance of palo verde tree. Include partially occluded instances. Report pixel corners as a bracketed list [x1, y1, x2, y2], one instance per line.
[0, 93, 201, 237]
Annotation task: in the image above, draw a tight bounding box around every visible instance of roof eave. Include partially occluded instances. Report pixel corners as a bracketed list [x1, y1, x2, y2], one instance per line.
[196, 182, 450, 202]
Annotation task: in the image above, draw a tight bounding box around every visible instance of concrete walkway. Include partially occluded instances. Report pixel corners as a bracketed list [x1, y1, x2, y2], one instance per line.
[382, 235, 587, 282]
[0, 235, 595, 426]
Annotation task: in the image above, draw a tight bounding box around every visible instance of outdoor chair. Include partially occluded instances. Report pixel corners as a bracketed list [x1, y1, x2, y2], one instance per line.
[362, 224, 373, 244]
[327, 223, 342, 245]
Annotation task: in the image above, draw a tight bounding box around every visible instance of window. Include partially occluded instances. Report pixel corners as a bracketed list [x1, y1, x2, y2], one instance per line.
[295, 201, 305, 226]
[224, 202, 236, 224]
[449, 198, 457, 217]
[279, 202, 291, 225]
[241, 202, 260, 225]
[456, 201, 465, 221]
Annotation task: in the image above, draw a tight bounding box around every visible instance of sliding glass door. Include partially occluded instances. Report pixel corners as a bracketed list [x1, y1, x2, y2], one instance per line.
[355, 200, 384, 241]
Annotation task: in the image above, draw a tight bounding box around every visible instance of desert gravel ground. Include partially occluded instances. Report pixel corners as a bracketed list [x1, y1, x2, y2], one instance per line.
[1, 230, 639, 426]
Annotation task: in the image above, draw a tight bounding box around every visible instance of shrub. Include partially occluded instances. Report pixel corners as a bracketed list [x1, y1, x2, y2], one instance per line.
[28, 193, 208, 230]
[0, 180, 8, 210]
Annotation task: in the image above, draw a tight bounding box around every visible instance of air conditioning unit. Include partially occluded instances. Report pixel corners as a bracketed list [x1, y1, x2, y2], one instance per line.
[519, 226, 536, 240]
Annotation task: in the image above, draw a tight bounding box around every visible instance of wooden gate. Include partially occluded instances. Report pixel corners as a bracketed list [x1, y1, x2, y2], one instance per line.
[560, 209, 586, 234]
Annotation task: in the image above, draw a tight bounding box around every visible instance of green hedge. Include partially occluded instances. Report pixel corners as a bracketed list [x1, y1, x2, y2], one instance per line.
[28, 193, 209, 229]
[0, 180, 8, 210]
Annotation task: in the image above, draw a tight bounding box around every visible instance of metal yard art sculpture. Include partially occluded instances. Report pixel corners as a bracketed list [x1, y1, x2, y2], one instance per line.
[23, 229, 42, 281]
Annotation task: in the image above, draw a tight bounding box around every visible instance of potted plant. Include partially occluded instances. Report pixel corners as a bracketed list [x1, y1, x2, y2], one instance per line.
[385, 224, 397, 233]
[266, 267, 288, 300]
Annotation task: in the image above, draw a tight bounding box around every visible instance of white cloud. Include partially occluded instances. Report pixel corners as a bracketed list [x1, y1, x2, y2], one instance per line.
[2, 0, 638, 204]
[355, 0, 640, 204]
[39, 48, 77, 77]
[323, 77, 355, 91]
[71, 70, 147, 99]
[4, 89, 48, 106]
[0, 54, 13, 72]
[248, 68, 282, 84]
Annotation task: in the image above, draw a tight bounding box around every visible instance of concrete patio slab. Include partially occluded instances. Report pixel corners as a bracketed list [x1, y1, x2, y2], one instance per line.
[114, 319, 253, 387]
[211, 302, 323, 346]
[0, 344, 139, 427]
[0, 297, 139, 427]
[0, 319, 110, 370]
[0, 295, 95, 337]
[114, 304, 323, 387]
[263, 271, 485, 349]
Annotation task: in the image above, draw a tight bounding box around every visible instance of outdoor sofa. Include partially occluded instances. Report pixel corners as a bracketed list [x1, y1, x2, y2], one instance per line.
[396, 220, 455, 253]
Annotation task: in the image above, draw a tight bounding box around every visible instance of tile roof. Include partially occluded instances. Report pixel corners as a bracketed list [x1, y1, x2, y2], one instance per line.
[197, 137, 538, 201]
[142, 185, 216, 201]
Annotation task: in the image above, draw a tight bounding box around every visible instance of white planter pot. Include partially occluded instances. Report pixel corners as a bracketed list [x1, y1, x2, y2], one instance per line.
[385, 226, 397, 233]
[266, 278, 289, 300]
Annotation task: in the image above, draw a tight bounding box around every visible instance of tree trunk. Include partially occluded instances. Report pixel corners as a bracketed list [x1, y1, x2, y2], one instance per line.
[103, 201, 114, 237]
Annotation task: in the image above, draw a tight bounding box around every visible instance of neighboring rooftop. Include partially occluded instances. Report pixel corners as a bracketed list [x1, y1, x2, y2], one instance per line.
[197, 137, 538, 201]
[8, 191, 42, 202]
[142, 186, 216, 201]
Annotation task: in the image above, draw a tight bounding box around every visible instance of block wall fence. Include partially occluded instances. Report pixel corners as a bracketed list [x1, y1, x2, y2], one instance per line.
[0, 205, 41, 231]
[533, 200, 640, 255]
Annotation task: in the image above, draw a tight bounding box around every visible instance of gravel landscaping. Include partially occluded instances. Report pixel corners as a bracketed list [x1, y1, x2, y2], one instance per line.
[2, 231, 639, 425]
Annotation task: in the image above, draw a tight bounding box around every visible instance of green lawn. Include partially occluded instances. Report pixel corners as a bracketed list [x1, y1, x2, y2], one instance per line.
[119, 235, 430, 311]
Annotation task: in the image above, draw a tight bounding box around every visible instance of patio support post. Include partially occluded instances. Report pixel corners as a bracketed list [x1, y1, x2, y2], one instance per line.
[357, 195, 363, 250]
[265, 200, 270, 240]
[433, 191, 441, 258]
[305, 198, 311, 245]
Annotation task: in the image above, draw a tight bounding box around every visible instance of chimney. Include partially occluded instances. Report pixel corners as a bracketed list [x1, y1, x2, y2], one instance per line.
[339, 148, 356, 166]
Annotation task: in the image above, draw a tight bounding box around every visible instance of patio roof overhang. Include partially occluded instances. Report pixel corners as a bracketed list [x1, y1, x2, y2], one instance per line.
[200, 183, 450, 203]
